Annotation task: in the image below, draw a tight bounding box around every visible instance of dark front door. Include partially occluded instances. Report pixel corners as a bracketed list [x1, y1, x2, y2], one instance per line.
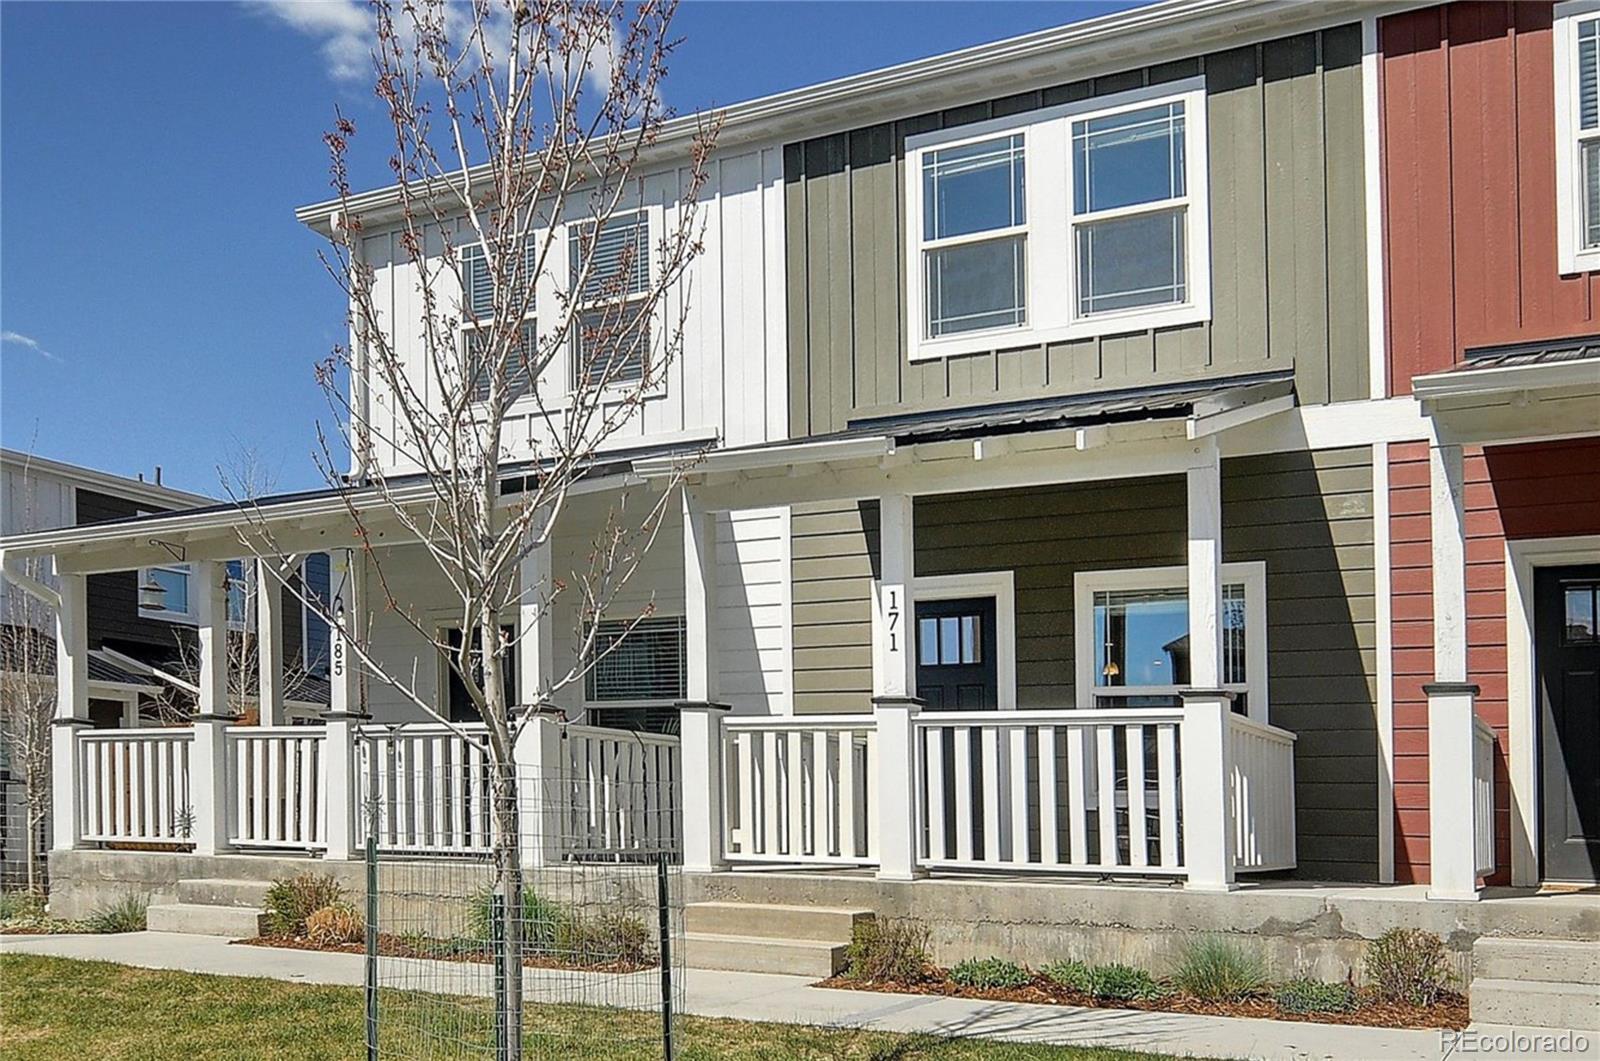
[1536, 564, 1600, 884]
[915, 597, 998, 711]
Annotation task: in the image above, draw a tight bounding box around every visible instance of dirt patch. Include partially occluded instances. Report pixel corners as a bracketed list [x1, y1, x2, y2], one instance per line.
[816, 973, 1469, 1031]
[235, 933, 657, 975]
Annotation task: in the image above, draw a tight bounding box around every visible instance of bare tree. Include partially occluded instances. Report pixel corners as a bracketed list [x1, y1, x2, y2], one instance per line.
[235, 2, 715, 1051]
[0, 459, 62, 894]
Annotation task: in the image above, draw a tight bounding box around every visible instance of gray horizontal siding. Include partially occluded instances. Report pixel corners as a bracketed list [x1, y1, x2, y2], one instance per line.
[786, 24, 1368, 436]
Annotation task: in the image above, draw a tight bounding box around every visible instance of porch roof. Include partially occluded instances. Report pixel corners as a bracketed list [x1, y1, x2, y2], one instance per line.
[1411, 336, 1600, 401]
[1412, 337, 1600, 447]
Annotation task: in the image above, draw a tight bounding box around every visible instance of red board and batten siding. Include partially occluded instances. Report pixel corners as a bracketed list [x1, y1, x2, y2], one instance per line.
[1381, 2, 1600, 397]
[1389, 438, 1600, 884]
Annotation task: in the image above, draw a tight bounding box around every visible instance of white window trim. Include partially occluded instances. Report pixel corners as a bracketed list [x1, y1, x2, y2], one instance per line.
[1072, 562, 1267, 721]
[1554, 1, 1600, 275]
[910, 570, 1018, 711]
[905, 78, 1211, 362]
[580, 612, 689, 710]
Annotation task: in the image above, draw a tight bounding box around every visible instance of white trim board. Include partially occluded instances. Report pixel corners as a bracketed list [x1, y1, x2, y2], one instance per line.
[1504, 534, 1600, 887]
[910, 570, 1018, 712]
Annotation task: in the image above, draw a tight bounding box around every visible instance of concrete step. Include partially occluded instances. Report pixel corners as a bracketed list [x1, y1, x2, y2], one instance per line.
[682, 932, 847, 977]
[175, 878, 274, 909]
[147, 902, 266, 939]
[683, 902, 871, 943]
[1475, 937, 1600, 984]
[1471, 978, 1600, 1031]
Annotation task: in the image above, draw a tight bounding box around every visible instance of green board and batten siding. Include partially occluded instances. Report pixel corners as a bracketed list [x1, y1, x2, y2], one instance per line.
[784, 25, 1369, 435]
[790, 451, 1378, 880]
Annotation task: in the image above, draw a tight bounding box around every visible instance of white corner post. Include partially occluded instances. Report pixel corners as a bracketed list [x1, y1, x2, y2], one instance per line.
[1181, 440, 1238, 892]
[191, 560, 237, 856]
[321, 548, 370, 861]
[679, 490, 730, 874]
[516, 530, 554, 714]
[51, 572, 91, 852]
[873, 492, 924, 882]
[256, 557, 285, 726]
[1426, 441, 1482, 900]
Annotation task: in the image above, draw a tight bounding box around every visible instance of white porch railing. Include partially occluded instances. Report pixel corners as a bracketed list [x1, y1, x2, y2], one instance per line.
[358, 724, 497, 856]
[76, 728, 194, 846]
[1472, 716, 1496, 878]
[722, 716, 877, 865]
[1228, 715, 1297, 872]
[561, 725, 682, 859]
[917, 709, 1186, 875]
[227, 726, 328, 851]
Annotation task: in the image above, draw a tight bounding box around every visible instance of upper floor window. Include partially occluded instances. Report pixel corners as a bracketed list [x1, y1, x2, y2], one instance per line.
[1556, 2, 1600, 274]
[569, 211, 651, 390]
[905, 79, 1210, 361]
[460, 239, 537, 405]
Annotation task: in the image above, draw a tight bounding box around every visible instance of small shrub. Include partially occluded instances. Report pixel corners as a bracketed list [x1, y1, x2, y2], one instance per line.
[466, 888, 565, 952]
[842, 919, 931, 983]
[1040, 959, 1094, 993]
[558, 911, 653, 967]
[1275, 977, 1357, 1014]
[305, 903, 365, 947]
[1088, 963, 1166, 1002]
[1169, 935, 1268, 1002]
[1364, 928, 1450, 1006]
[84, 892, 148, 934]
[950, 957, 1032, 990]
[0, 892, 46, 921]
[263, 873, 344, 938]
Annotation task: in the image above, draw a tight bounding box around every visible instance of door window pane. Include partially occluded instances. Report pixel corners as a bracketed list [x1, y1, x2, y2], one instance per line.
[919, 610, 984, 667]
[1565, 585, 1598, 645]
[922, 135, 1025, 241]
[919, 617, 939, 665]
[1073, 102, 1186, 214]
[926, 235, 1026, 337]
[939, 616, 960, 664]
[1076, 208, 1187, 315]
[960, 615, 981, 665]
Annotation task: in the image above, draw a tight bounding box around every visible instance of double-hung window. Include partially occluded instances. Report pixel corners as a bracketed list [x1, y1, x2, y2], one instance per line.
[569, 211, 652, 391]
[459, 240, 537, 404]
[1556, 2, 1600, 274]
[1073, 563, 1267, 721]
[906, 79, 1209, 360]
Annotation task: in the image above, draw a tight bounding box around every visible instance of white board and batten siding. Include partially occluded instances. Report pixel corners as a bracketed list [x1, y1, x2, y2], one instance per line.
[0, 460, 73, 624]
[356, 146, 788, 476]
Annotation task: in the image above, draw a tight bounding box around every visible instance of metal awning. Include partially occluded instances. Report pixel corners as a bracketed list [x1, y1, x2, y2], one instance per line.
[1412, 336, 1600, 400]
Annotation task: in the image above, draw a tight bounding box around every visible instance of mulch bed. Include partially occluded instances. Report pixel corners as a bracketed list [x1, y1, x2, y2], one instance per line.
[235, 933, 656, 975]
[815, 973, 1470, 1031]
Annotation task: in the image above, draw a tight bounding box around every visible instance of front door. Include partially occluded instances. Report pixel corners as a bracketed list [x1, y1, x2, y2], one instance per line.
[1536, 564, 1600, 884]
[914, 597, 998, 711]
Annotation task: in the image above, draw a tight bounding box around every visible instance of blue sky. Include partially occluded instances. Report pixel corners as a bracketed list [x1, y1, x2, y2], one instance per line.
[1, 1, 1137, 496]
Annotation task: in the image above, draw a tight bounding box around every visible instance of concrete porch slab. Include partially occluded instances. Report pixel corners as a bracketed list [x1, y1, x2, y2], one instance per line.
[4, 931, 1595, 1060]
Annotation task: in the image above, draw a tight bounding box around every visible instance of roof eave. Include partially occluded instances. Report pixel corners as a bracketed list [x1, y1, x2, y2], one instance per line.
[1412, 359, 1600, 402]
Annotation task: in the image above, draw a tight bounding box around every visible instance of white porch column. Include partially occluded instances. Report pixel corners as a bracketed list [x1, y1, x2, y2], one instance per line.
[1427, 442, 1481, 900]
[322, 548, 369, 861]
[516, 534, 554, 714]
[1181, 442, 1237, 891]
[873, 493, 924, 881]
[256, 558, 285, 726]
[680, 490, 730, 873]
[50, 573, 91, 852]
[513, 707, 564, 868]
[191, 561, 237, 856]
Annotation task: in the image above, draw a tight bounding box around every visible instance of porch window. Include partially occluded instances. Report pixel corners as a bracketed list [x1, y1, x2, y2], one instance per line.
[569, 211, 652, 390]
[1074, 564, 1266, 718]
[1555, 2, 1600, 273]
[585, 615, 686, 703]
[904, 79, 1210, 361]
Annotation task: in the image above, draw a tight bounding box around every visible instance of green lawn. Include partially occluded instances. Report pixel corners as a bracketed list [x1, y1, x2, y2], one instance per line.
[0, 954, 1182, 1060]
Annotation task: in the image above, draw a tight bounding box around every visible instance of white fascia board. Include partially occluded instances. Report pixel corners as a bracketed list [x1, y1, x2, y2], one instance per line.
[295, 0, 1431, 234]
[634, 435, 893, 479]
[1411, 359, 1600, 401]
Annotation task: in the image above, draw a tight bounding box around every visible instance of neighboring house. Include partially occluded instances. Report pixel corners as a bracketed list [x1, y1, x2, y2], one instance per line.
[2, 0, 1597, 1023]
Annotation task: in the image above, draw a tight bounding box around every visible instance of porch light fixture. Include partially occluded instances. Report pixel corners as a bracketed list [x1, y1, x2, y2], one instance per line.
[138, 575, 167, 612]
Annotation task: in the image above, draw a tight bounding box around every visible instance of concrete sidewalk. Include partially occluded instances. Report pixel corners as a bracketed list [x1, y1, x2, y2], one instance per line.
[2, 932, 1593, 1061]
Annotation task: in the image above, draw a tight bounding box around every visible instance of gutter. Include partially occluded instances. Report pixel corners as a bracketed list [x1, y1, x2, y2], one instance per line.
[1411, 360, 1600, 402]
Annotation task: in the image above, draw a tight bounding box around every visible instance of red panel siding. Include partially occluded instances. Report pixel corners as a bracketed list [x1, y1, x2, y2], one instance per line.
[1390, 438, 1600, 884]
[1381, 3, 1600, 396]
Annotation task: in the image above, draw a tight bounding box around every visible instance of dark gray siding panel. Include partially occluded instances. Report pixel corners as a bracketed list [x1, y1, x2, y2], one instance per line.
[1222, 446, 1377, 881]
[785, 23, 1369, 436]
[76, 489, 190, 657]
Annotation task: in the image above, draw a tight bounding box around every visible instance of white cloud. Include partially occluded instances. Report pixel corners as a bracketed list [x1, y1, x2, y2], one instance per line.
[250, 0, 372, 83]
[1, 331, 59, 362]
